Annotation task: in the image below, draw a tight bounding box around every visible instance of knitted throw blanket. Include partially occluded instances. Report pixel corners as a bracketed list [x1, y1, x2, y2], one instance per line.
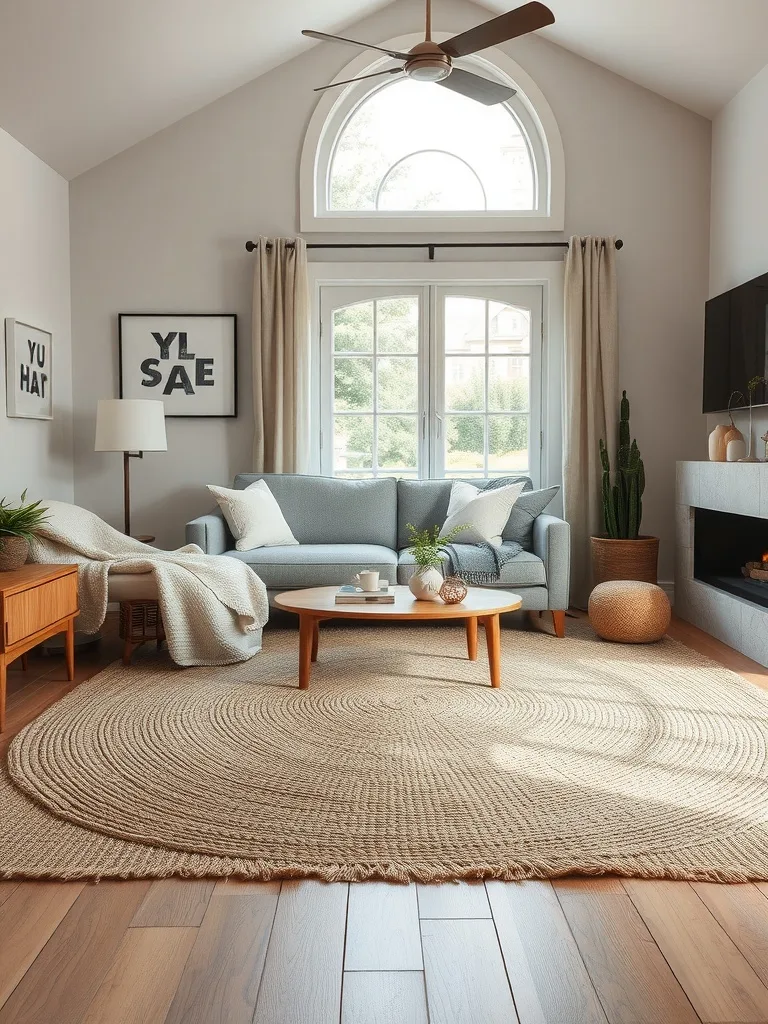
[442, 540, 522, 585]
[28, 501, 268, 667]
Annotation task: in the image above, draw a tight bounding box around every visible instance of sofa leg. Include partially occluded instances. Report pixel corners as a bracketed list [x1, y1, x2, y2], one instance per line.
[551, 610, 566, 638]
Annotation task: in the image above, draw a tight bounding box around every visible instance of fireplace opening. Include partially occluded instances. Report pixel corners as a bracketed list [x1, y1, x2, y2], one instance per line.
[694, 507, 768, 609]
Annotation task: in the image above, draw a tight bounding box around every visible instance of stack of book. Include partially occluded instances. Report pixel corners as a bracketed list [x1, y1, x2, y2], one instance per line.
[335, 583, 395, 605]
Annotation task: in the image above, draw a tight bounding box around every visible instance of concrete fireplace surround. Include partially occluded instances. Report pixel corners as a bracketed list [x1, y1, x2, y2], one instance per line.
[676, 461, 768, 667]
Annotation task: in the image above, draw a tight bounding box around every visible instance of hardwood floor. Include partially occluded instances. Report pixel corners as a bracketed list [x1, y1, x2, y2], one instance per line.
[1, 614, 767, 1023]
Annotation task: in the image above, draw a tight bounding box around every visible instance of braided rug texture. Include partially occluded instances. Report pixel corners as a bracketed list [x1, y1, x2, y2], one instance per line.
[4, 621, 768, 882]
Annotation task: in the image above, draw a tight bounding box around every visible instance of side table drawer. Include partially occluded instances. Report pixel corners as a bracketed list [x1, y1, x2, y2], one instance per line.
[4, 573, 78, 647]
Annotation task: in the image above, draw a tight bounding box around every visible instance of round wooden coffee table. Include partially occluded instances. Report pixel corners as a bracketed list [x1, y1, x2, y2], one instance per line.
[274, 585, 523, 690]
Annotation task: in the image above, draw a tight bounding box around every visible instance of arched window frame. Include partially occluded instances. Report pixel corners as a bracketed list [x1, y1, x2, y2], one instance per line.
[300, 32, 565, 233]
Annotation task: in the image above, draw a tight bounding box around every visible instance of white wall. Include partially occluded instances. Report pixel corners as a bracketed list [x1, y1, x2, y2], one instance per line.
[708, 61, 768, 454]
[70, 0, 712, 578]
[0, 127, 72, 503]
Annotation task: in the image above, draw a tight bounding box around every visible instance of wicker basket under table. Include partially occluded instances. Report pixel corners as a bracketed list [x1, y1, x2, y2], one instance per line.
[119, 600, 165, 665]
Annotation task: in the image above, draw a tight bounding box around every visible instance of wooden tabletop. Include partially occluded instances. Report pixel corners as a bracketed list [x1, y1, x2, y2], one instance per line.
[274, 585, 522, 621]
[0, 563, 78, 597]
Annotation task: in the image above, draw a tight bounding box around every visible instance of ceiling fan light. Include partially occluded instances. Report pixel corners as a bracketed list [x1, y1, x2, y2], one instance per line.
[406, 61, 451, 82]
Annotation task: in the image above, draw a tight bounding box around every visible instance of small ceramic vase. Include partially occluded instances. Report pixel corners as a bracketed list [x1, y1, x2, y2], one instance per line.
[708, 424, 729, 461]
[727, 437, 747, 462]
[408, 567, 444, 602]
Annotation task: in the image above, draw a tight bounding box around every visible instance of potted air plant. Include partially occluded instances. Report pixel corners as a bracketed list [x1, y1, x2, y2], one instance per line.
[406, 522, 467, 601]
[0, 491, 49, 571]
[591, 391, 659, 586]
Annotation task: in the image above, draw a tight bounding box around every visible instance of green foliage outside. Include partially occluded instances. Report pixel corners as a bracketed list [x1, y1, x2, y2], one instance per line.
[332, 297, 530, 474]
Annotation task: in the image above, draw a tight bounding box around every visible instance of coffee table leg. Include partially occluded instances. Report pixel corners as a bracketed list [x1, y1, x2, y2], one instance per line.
[484, 614, 501, 688]
[311, 620, 319, 663]
[466, 617, 478, 661]
[298, 615, 314, 689]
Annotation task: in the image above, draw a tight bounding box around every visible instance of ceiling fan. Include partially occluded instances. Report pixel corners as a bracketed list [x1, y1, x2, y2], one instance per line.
[303, 0, 554, 105]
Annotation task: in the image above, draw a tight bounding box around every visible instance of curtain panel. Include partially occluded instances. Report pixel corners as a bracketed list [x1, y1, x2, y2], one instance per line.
[252, 236, 310, 473]
[563, 236, 619, 609]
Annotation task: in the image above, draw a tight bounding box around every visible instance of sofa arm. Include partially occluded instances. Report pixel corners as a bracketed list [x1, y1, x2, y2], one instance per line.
[533, 514, 570, 610]
[185, 510, 230, 555]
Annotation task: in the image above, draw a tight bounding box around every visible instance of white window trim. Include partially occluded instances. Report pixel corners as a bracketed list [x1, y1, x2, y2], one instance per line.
[308, 261, 565, 513]
[300, 33, 565, 234]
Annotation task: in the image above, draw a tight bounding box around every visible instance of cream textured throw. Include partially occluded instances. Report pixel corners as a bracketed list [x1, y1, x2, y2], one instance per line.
[28, 501, 269, 666]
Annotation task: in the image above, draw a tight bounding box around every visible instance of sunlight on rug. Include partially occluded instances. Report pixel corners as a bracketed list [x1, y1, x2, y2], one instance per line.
[2, 621, 767, 882]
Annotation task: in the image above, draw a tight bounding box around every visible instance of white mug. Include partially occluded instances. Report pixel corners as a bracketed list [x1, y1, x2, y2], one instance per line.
[354, 570, 380, 592]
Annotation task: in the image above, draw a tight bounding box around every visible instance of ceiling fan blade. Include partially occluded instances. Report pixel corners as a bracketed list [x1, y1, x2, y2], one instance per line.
[302, 30, 410, 60]
[314, 68, 404, 93]
[437, 68, 516, 105]
[439, 1, 554, 58]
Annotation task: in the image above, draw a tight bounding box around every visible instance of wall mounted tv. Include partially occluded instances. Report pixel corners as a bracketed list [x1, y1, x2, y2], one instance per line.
[703, 271, 768, 413]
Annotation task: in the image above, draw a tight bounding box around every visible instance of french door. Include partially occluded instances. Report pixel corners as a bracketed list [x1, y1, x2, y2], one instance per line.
[318, 281, 543, 483]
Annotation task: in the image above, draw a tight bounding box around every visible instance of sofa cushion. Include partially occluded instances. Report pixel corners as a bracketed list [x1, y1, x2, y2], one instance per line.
[226, 543, 398, 590]
[233, 474, 397, 548]
[505, 486, 560, 551]
[397, 477, 532, 549]
[397, 545, 546, 588]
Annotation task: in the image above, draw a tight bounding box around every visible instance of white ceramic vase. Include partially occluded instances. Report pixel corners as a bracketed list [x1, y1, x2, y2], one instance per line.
[408, 567, 444, 602]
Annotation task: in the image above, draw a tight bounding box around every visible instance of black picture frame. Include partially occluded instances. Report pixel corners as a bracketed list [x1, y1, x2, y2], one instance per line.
[118, 313, 238, 418]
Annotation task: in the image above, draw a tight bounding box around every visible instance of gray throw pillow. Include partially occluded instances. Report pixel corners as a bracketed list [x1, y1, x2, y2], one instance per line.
[503, 485, 560, 550]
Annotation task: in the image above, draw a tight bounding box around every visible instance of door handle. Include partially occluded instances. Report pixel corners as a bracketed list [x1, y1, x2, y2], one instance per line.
[422, 411, 426, 439]
[435, 412, 443, 439]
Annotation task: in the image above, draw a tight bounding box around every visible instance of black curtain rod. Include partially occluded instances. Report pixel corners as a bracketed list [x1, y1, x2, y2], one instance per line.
[246, 239, 624, 260]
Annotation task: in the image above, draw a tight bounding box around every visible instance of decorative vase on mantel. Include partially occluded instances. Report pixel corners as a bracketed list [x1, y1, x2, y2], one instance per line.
[408, 566, 444, 602]
[709, 390, 745, 462]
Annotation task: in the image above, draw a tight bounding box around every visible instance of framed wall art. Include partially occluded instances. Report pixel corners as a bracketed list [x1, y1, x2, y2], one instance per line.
[118, 313, 237, 418]
[5, 318, 53, 420]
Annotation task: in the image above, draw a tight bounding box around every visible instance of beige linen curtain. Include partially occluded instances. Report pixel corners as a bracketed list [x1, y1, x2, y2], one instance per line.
[252, 236, 310, 473]
[563, 236, 619, 609]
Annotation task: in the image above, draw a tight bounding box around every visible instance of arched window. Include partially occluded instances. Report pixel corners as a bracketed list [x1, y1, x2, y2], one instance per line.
[301, 36, 564, 233]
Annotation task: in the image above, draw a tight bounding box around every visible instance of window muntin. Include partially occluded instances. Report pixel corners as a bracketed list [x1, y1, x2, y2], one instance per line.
[329, 78, 535, 213]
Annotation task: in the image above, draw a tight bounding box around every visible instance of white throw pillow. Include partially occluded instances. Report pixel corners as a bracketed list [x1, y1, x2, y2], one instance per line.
[207, 480, 298, 551]
[442, 480, 525, 547]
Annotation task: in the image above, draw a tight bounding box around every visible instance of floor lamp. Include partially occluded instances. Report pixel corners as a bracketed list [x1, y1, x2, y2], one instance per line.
[95, 399, 167, 536]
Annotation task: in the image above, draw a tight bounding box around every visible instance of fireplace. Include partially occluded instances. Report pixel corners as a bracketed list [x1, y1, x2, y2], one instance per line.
[694, 507, 768, 609]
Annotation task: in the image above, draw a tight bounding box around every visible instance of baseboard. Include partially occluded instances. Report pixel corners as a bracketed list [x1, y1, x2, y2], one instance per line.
[659, 580, 674, 606]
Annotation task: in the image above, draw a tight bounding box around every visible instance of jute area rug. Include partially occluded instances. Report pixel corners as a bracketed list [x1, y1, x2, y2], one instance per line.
[3, 621, 768, 883]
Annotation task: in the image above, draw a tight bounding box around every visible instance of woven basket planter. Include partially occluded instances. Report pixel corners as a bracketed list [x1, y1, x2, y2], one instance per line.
[590, 535, 659, 586]
[0, 536, 29, 572]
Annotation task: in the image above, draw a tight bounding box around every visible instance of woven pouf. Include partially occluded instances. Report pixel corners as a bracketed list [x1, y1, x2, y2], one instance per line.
[588, 580, 671, 644]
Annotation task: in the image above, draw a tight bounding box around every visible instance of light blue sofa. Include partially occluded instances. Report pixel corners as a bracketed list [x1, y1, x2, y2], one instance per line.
[186, 474, 570, 617]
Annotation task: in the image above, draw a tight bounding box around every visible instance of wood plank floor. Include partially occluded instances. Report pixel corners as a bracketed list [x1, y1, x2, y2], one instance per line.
[1, 613, 767, 1024]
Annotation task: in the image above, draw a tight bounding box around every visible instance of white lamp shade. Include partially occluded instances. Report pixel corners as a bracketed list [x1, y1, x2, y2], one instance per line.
[95, 399, 167, 452]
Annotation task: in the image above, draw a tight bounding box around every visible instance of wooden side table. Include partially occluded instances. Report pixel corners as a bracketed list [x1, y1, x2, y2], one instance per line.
[0, 564, 79, 732]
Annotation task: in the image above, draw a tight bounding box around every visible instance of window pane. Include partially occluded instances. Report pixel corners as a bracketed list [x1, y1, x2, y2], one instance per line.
[446, 357, 485, 412]
[334, 415, 373, 470]
[446, 415, 485, 471]
[333, 302, 374, 352]
[334, 357, 373, 411]
[377, 297, 418, 353]
[378, 356, 418, 411]
[377, 151, 485, 211]
[329, 78, 534, 212]
[445, 297, 485, 353]
[378, 416, 418, 469]
[489, 357, 529, 412]
[489, 302, 530, 354]
[489, 415, 529, 472]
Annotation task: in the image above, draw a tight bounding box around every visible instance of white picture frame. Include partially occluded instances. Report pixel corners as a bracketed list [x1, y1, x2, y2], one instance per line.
[118, 313, 237, 418]
[4, 318, 53, 420]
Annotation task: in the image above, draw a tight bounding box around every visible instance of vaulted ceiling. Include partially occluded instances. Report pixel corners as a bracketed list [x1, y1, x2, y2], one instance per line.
[1, 0, 766, 180]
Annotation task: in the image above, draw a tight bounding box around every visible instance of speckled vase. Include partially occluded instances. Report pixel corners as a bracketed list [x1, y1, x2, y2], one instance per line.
[408, 567, 444, 602]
